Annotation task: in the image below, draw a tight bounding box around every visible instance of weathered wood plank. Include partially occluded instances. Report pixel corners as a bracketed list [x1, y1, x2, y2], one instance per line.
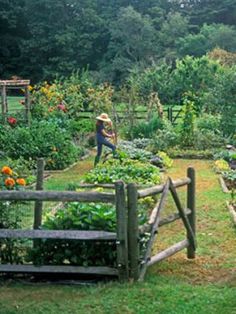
[169, 179, 196, 251]
[139, 209, 192, 234]
[0, 190, 115, 203]
[0, 265, 118, 276]
[147, 239, 189, 267]
[139, 179, 170, 281]
[138, 178, 191, 198]
[1, 85, 7, 117]
[187, 167, 196, 258]
[127, 183, 140, 281]
[34, 158, 44, 230]
[77, 183, 152, 189]
[115, 181, 129, 281]
[0, 229, 116, 240]
[0, 80, 30, 86]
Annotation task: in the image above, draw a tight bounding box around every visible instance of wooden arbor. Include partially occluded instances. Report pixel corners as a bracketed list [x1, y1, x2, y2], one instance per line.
[0, 79, 31, 124]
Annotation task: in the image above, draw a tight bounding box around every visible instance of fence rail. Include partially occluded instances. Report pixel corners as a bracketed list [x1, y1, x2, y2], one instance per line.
[0, 160, 196, 282]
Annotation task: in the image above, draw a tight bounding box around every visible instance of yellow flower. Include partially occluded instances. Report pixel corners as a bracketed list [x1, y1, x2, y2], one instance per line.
[1, 166, 13, 176]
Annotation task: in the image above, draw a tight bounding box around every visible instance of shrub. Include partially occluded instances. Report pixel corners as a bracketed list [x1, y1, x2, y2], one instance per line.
[193, 129, 226, 150]
[196, 113, 221, 132]
[150, 128, 179, 152]
[0, 121, 82, 170]
[129, 115, 165, 139]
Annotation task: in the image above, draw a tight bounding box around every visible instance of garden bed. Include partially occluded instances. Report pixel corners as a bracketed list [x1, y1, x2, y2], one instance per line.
[218, 176, 231, 193]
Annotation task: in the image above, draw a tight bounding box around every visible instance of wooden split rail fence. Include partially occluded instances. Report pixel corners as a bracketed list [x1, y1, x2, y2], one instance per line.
[0, 160, 196, 282]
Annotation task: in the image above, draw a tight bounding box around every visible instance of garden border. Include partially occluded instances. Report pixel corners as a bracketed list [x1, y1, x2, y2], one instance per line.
[226, 201, 236, 226]
[218, 175, 231, 193]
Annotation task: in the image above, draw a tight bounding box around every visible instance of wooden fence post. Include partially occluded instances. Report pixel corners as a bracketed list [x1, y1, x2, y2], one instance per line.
[127, 183, 140, 281]
[115, 181, 129, 282]
[187, 167, 196, 258]
[33, 158, 44, 229]
[1, 85, 6, 123]
[25, 86, 31, 125]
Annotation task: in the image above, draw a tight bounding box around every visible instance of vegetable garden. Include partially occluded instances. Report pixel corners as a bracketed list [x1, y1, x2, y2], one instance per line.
[0, 55, 235, 313]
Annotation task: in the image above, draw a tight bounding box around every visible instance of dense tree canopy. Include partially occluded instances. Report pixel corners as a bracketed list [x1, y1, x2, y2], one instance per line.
[0, 0, 236, 83]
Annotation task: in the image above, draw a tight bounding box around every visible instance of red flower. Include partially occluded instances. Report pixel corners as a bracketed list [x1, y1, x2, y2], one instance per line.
[7, 117, 17, 125]
[57, 103, 66, 112]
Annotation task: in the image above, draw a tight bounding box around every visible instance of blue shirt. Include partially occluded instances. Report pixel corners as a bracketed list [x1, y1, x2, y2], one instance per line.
[96, 124, 105, 142]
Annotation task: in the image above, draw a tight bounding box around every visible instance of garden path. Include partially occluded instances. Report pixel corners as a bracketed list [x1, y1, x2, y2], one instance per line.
[151, 159, 236, 285]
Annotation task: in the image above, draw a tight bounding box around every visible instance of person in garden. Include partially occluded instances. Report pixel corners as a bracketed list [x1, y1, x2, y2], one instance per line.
[94, 113, 116, 167]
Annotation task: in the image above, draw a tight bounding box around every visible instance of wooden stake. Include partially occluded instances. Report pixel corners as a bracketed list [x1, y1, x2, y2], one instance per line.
[115, 181, 129, 282]
[33, 158, 44, 229]
[127, 183, 140, 281]
[187, 167, 196, 258]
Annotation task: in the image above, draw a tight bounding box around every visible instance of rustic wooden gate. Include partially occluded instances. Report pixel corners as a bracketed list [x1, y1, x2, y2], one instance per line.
[126, 167, 196, 281]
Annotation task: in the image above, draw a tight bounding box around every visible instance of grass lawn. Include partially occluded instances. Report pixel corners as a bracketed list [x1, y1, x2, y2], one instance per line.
[6, 96, 24, 113]
[0, 159, 235, 314]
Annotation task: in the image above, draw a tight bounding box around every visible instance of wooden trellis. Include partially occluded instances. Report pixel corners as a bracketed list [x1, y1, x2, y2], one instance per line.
[0, 79, 31, 124]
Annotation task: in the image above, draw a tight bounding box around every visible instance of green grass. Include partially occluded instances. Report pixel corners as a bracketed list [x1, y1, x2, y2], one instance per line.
[0, 275, 235, 314]
[6, 96, 24, 113]
[0, 158, 236, 314]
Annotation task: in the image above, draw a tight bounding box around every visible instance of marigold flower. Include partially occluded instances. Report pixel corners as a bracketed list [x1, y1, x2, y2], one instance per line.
[5, 177, 15, 187]
[1, 166, 13, 176]
[16, 178, 26, 186]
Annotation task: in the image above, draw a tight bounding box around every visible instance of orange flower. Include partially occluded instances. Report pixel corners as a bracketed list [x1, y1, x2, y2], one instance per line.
[1, 166, 13, 176]
[5, 177, 15, 187]
[16, 178, 26, 186]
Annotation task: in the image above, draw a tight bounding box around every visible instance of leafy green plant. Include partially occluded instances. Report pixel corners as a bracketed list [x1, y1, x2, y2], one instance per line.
[157, 152, 173, 169]
[118, 141, 153, 161]
[134, 115, 165, 139]
[222, 170, 236, 190]
[27, 201, 148, 266]
[193, 129, 226, 150]
[214, 159, 230, 172]
[0, 165, 27, 264]
[84, 159, 161, 185]
[179, 97, 196, 147]
[0, 120, 82, 170]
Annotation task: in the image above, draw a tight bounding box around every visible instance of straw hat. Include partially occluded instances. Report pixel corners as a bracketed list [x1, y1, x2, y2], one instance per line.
[96, 113, 111, 122]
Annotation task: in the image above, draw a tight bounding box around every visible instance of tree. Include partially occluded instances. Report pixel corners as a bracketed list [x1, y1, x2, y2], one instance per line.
[0, 0, 27, 78]
[158, 12, 189, 60]
[177, 23, 236, 57]
[100, 6, 158, 83]
[176, 0, 236, 26]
